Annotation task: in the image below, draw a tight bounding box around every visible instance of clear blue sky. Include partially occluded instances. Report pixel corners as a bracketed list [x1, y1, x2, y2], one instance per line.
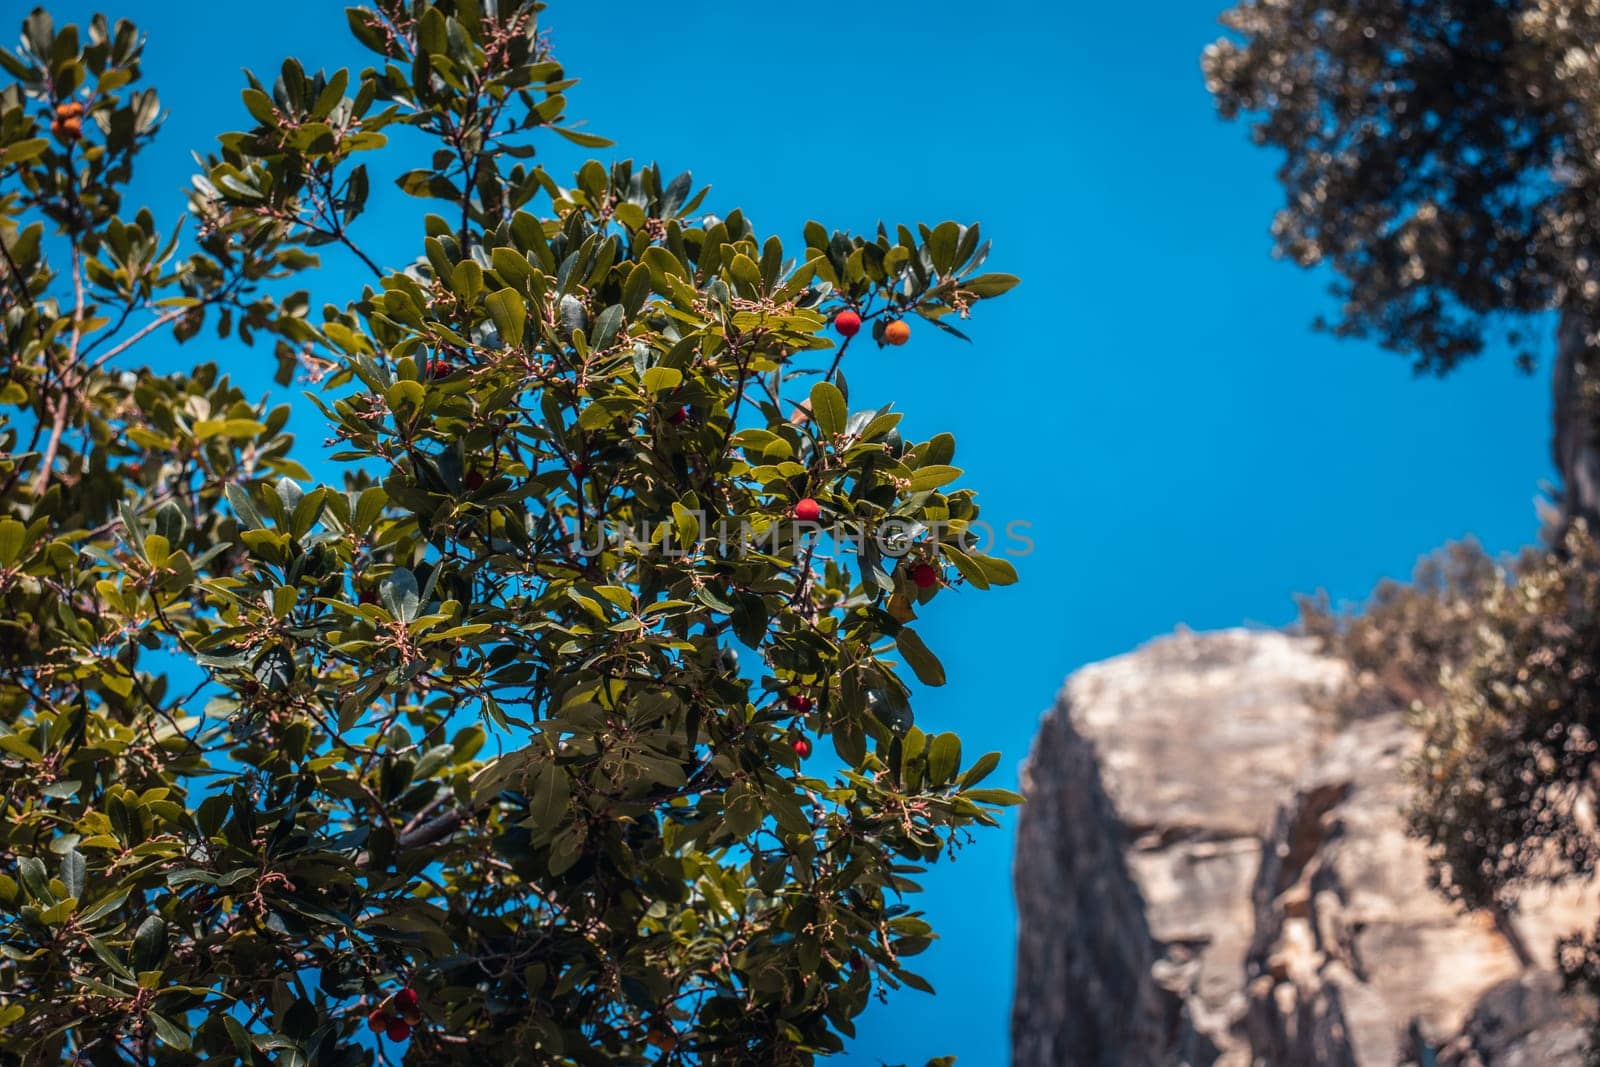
[27, 2, 1553, 1064]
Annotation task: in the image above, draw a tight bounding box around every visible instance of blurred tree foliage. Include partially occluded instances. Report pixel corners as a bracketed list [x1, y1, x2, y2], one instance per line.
[1204, 0, 1588, 373]
[0, 2, 1023, 1063]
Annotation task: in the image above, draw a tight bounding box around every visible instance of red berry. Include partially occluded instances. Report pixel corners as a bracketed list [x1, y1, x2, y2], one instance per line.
[793, 497, 821, 523]
[395, 988, 419, 1014]
[367, 1010, 389, 1033]
[385, 1019, 411, 1041]
[358, 589, 377, 606]
[833, 310, 862, 337]
[792, 737, 812, 758]
[909, 562, 938, 589]
[883, 319, 911, 346]
[788, 694, 813, 713]
[463, 470, 485, 491]
[426, 358, 452, 380]
[571, 461, 588, 478]
[668, 406, 689, 425]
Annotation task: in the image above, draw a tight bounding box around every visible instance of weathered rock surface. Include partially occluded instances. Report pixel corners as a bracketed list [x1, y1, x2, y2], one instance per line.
[1013, 628, 1596, 1066]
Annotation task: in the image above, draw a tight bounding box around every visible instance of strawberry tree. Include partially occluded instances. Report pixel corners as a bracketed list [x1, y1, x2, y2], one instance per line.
[0, 2, 1022, 1063]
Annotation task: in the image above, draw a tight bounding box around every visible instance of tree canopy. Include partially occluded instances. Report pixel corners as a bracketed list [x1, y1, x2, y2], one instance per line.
[1204, 0, 1600, 373]
[0, 2, 1022, 1063]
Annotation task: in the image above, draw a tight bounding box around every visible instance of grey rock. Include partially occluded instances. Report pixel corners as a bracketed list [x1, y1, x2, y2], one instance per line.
[1014, 628, 1596, 1067]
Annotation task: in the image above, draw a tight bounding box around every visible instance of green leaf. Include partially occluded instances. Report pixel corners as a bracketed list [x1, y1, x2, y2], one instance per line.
[591, 304, 625, 349]
[907, 465, 962, 492]
[416, 6, 447, 53]
[0, 518, 26, 566]
[528, 760, 570, 834]
[964, 787, 1024, 807]
[926, 733, 961, 785]
[354, 486, 387, 533]
[960, 751, 1001, 789]
[810, 381, 847, 437]
[896, 628, 946, 686]
[554, 126, 613, 148]
[17, 857, 51, 904]
[78, 890, 131, 926]
[224, 484, 264, 531]
[484, 287, 526, 347]
[973, 554, 1019, 586]
[963, 272, 1020, 298]
[927, 222, 961, 275]
[132, 914, 166, 971]
[547, 825, 584, 876]
[380, 569, 420, 621]
[60, 850, 85, 901]
[641, 367, 682, 395]
[147, 1012, 190, 1051]
[0, 139, 49, 167]
[451, 259, 484, 302]
[240, 88, 277, 125]
[491, 247, 533, 289]
[722, 782, 762, 838]
[832, 719, 867, 769]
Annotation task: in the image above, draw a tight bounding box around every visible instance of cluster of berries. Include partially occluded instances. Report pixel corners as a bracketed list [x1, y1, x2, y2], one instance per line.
[365, 987, 422, 1042]
[831, 309, 910, 345]
[51, 101, 84, 143]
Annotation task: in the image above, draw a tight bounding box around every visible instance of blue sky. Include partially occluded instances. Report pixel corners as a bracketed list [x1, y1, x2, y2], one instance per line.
[24, 1, 1555, 1064]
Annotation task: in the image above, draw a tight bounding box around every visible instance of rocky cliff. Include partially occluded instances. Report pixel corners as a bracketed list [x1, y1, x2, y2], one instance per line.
[1013, 629, 1597, 1066]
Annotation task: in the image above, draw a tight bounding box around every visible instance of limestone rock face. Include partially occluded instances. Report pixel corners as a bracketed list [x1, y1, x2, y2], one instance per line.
[1013, 629, 1595, 1066]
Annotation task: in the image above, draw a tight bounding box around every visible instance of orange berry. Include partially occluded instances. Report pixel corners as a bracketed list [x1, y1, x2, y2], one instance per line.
[883, 319, 911, 346]
[366, 1010, 389, 1033]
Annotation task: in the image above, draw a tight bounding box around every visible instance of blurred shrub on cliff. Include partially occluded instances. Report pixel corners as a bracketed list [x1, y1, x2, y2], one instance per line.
[1296, 538, 1510, 723]
[1300, 530, 1600, 1027]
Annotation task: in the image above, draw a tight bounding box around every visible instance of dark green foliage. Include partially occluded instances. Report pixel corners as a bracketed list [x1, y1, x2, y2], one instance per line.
[1204, 0, 1600, 373]
[0, 3, 1020, 1063]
